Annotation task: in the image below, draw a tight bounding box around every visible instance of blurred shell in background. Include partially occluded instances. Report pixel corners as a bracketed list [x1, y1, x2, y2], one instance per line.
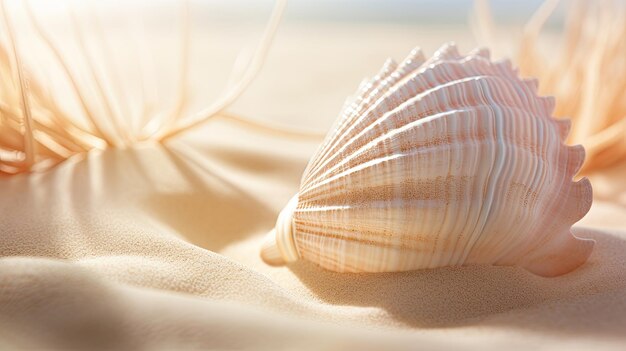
[261, 43, 594, 277]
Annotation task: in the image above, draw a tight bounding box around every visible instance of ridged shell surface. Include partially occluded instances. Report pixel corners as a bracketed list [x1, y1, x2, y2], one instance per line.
[261, 43, 593, 277]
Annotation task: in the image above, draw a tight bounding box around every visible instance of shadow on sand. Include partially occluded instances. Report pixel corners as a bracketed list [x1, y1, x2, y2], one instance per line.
[289, 228, 626, 337]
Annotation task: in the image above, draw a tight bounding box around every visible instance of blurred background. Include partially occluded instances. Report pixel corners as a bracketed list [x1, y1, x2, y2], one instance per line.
[5, 0, 567, 133]
[228, 0, 564, 129]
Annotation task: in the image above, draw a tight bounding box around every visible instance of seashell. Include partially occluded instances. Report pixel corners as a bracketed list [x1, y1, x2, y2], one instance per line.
[261, 43, 594, 277]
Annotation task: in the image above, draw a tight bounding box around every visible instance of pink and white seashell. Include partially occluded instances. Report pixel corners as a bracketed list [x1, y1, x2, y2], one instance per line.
[261, 43, 594, 277]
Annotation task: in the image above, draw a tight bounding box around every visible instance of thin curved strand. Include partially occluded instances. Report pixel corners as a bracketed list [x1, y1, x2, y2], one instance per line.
[69, 9, 128, 146]
[1, 0, 35, 167]
[156, 0, 191, 135]
[216, 112, 326, 140]
[23, 0, 112, 145]
[158, 0, 287, 140]
[86, 3, 135, 143]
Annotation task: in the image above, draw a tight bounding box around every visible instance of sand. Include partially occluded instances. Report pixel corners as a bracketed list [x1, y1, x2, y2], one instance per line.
[1, 23, 626, 350]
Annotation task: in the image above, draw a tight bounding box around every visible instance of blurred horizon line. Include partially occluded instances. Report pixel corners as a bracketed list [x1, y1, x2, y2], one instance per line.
[18, 0, 566, 27]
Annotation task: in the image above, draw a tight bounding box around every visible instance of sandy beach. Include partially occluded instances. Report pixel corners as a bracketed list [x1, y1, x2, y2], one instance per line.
[1, 9, 626, 350]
